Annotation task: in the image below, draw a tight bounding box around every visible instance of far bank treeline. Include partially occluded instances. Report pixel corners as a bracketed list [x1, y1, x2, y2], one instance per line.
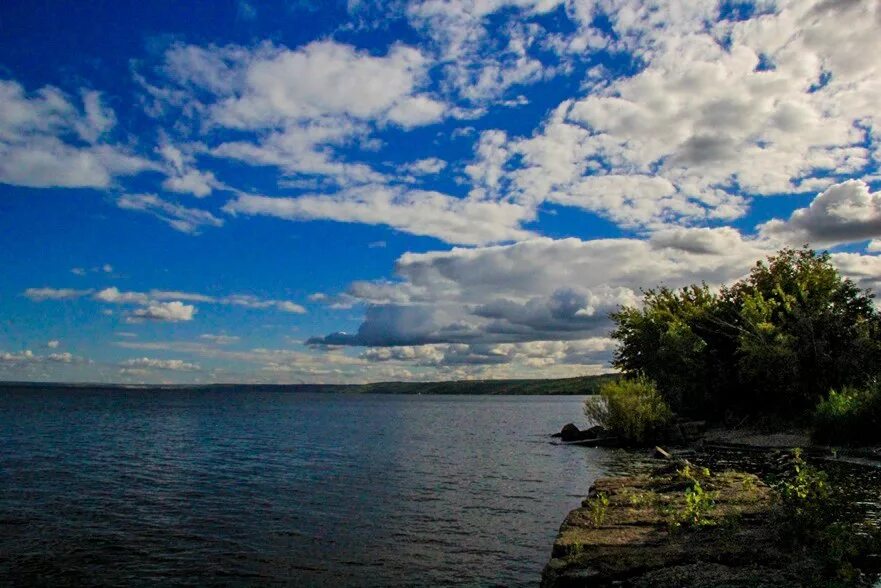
[0, 375, 617, 396]
[595, 247, 881, 446]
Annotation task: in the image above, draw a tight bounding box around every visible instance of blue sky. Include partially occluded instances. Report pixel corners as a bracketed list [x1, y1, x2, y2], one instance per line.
[1, 0, 880, 384]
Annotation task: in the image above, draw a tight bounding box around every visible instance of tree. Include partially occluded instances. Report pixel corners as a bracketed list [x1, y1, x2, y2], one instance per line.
[610, 247, 881, 419]
[723, 248, 881, 414]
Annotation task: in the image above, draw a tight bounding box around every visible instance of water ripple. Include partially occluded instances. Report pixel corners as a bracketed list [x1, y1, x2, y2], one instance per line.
[0, 390, 611, 586]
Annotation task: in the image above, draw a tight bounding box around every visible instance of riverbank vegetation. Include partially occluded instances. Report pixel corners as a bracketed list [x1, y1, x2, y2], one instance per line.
[589, 247, 881, 446]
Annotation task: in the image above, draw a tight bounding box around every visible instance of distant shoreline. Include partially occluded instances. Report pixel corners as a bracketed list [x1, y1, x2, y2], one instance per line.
[0, 374, 617, 395]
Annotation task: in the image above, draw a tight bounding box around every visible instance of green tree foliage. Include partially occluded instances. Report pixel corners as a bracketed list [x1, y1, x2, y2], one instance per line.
[724, 248, 881, 414]
[611, 247, 881, 419]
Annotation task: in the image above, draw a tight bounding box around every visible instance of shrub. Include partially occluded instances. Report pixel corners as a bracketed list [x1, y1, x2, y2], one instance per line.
[586, 492, 609, 527]
[666, 464, 717, 531]
[813, 381, 881, 446]
[774, 448, 832, 538]
[584, 377, 672, 445]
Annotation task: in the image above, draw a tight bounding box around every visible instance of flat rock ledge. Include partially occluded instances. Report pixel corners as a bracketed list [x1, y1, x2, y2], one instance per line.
[541, 468, 825, 588]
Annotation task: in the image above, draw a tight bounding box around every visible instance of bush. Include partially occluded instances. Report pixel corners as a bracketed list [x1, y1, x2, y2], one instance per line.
[584, 377, 672, 445]
[813, 381, 881, 446]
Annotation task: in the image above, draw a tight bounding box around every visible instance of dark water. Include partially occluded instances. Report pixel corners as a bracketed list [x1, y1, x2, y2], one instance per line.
[0, 390, 614, 586]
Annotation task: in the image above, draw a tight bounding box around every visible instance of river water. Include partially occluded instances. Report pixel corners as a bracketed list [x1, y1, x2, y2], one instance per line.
[0, 389, 616, 586]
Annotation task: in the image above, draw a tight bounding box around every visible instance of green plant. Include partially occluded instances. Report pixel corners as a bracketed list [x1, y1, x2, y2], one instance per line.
[775, 449, 832, 537]
[586, 492, 609, 528]
[663, 464, 717, 531]
[583, 376, 672, 445]
[813, 381, 881, 446]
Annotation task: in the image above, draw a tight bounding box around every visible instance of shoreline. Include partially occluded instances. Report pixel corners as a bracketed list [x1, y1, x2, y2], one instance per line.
[0, 375, 615, 395]
[543, 434, 881, 587]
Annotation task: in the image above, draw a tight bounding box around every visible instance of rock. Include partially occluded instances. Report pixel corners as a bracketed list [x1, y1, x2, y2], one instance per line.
[582, 425, 607, 440]
[560, 423, 582, 442]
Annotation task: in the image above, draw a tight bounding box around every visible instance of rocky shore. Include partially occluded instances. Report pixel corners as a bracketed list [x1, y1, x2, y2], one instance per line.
[542, 441, 881, 587]
[541, 465, 809, 587]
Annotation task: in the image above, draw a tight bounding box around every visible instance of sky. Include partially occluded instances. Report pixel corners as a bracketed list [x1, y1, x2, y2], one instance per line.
[1, 0, 880, 385]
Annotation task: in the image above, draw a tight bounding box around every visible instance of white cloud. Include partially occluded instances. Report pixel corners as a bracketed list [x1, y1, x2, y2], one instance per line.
[192, 41, 442, 128]
[759, 180, 881, 246]
[830, 251, 881, 293]
[212, 120, 384, 186]
[199, 334, 240, 345]
[120, 357, 200, 371]
[47, 340, 60, 349]
[224, 184, 535, 245]
[0, 350, 35, 364]
[308, 230, 771, 347]
[0, 349, 86, 366]
[153, 40, 447, 189]
[406, 1, 563, 101]
[650, 226, 752, 256]
[0, 80, 155, 189]
[461, 0, 881, 228]
[116, 193, 224, 234]
[33, 285, 307, 319]
[276, 301, 308, 314]
[94, 287, 150, 305]
[24, 287, 92, 301]
[402, 157, 447, 175]
[359, 337, 616, 370]
[162, 169, 221, 197]
[130, 301, 196, 322]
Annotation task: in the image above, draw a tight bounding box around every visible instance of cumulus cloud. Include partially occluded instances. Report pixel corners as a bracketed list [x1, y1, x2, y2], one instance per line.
[130, 301, 196, 322]
[152, 40, 446, 189]
[360, 337, 616, 370]
[308, 230, 770, 347]
[759, 180, 881, 246]
[0, 80, 155, 188]
[461, 0, 881, 228]
[828, 251, 881, 294]
[406, 0, 563, 102]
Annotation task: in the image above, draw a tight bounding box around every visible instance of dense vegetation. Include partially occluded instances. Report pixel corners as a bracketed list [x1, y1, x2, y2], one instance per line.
[610, 248, 881, 417]
[592, 247, 881, 445]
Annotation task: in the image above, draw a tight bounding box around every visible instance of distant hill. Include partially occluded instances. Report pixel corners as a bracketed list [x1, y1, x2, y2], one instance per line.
[0, 374, 616, 395]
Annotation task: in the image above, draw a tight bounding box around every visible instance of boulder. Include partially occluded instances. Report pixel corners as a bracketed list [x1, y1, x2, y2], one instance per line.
[582, 425, 607, 440]
[560, 423, 582, 442]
